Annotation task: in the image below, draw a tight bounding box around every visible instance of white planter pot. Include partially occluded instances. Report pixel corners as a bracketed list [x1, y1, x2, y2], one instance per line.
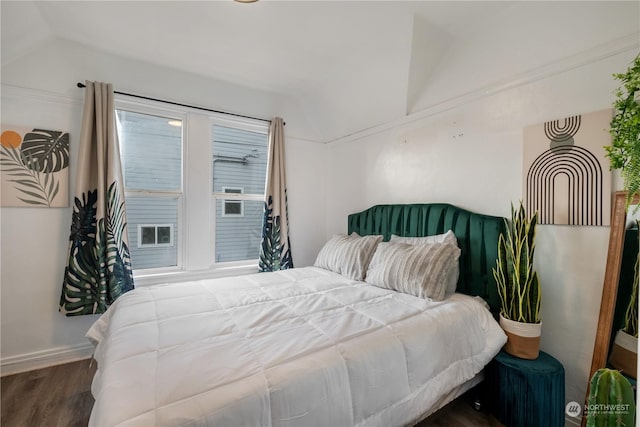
[499, 314, 542, 360]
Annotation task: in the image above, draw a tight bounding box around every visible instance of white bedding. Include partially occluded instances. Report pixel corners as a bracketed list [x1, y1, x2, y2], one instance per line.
[87, 266, 506, 427]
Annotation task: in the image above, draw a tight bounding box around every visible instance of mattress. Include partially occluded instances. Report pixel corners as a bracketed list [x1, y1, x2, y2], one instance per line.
[87, 266, 506, 426]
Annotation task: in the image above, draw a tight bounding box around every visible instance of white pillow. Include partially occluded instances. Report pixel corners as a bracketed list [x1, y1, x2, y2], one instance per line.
[390, 230, 460, 295]
[365, 241, 461, 301]
[390, 229, 457, 245]
[314, 233, 383, 281]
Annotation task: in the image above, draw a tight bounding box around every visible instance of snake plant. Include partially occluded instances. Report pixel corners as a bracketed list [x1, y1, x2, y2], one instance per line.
[587, 368, 635, 427]
[493, 202, 541, 324]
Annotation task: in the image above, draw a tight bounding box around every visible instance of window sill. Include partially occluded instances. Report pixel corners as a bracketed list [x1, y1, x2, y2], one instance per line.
[133, 264, 259, 287]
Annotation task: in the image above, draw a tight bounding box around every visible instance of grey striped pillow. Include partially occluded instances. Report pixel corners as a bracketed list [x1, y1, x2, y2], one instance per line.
[365, 242, 461, 301]
[390, 230, 460, 295]
[390, 229, 457, 246]
[314, 233, 383, 281]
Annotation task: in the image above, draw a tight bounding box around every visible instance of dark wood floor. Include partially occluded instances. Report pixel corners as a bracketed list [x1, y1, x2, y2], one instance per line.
[420, 392, 497, 427]
[1, 359, 496, 426]
[1, 359, 96, 427]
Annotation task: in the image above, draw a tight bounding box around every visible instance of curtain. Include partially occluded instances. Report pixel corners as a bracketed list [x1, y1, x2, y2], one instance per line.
[59, 81, 134, 316]
[259, 117, 293, 271]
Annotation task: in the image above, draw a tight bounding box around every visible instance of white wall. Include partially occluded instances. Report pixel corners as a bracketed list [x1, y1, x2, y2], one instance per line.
[0, 88, 97, 371]
[0, 39, 327, 374]
[324, 49, 634, 415]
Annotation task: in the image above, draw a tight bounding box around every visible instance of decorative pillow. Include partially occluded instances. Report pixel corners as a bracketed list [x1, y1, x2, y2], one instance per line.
[390, 229, 457, 245]
[314, 233, 383, 281]
[390, 230, 460, 295]
[365, 241, 461, 301]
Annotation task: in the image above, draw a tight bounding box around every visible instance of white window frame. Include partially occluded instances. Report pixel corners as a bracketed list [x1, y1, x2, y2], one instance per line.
[211, 117, 269, 267]
[114, 96, 269, 283]
[137, 224, 175, 248]
[116, 98, 186, 276]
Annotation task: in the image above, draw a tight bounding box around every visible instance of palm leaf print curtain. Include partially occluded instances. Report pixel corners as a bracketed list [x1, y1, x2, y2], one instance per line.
[60, 81, 134, 316]
[259, 117, 293, 271]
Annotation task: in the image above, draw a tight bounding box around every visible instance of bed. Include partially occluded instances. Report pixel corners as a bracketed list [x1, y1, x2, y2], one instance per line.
[87, 203, 508, 426]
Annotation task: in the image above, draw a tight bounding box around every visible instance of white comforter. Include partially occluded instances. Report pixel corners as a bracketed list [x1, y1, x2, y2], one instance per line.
[87, 267, 506, 427]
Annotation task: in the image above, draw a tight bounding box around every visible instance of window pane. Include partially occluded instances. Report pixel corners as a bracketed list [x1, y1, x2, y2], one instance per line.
[127, 196, 179, 269]
[224, 200, 242, 216]
[215, 199, 263, 263]
[118, 110, 182, 191]
[141, 227, 156, 245]
[157, 226, 172, 244]
[212, 125, 267, 195]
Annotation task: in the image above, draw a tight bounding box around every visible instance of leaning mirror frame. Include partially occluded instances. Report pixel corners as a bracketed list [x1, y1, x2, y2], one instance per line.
[583, 191, 639, 426]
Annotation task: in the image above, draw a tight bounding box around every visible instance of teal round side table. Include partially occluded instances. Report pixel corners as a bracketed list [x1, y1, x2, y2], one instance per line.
[487, 350, 565, 427]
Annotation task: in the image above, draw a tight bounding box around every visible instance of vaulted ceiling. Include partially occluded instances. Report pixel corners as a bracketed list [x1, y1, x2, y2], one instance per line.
[2, 1, 639, 142]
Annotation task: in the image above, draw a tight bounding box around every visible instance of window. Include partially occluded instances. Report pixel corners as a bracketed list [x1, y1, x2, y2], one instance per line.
[222, 187, 244, 217]
[117, 108, 183, 271]
[138, 224, 174, 247]
[116, 97, 269, 276]
[212, 124, 268, 264]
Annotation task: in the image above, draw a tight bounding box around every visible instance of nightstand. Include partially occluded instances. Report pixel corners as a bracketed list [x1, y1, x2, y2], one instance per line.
[486, 350, 565, 427]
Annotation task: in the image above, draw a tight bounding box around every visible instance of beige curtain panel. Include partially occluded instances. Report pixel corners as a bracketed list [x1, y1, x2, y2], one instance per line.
[60, 81, 134, 315]
[259, 117, 293, 271]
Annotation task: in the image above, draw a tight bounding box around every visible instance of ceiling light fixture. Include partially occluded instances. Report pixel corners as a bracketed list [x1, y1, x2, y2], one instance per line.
[234, 0, 258, 3]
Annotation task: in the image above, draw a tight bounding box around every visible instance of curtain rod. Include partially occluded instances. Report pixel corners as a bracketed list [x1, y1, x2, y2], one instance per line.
[76, 82, 274, 124]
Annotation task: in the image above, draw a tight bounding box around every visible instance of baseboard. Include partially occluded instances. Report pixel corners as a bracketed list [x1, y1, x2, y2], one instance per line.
[1, 342, 94, 377]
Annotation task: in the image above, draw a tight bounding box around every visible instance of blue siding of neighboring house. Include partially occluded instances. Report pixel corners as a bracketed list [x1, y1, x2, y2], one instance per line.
[214, 200, 264, 262]
[117, 110, 267, 269]
[126, 196, 179, 269]
[118, 111, 182, 192]
[213, 125, 268, 263]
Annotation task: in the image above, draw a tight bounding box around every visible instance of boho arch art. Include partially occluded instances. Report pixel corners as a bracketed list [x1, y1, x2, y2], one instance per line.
[523, 110, 612, 226]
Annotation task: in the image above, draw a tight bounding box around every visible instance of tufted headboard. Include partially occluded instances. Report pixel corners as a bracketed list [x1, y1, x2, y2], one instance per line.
[348, 203, 506, 315]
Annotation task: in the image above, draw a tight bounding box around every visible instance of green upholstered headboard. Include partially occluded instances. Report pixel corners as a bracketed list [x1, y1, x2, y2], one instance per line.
[348, 203, 506, 315]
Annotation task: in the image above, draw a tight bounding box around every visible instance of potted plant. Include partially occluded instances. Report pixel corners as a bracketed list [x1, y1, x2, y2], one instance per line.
[586, 368, 635, 427]
[605, 54, 640, 207]
[605, 53, 640, 381]
[609, 220, 638, 379]
[493, 201, 542, 359]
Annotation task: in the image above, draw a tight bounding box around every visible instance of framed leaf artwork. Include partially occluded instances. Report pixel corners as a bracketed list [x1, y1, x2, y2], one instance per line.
[0, 125, 69, 207]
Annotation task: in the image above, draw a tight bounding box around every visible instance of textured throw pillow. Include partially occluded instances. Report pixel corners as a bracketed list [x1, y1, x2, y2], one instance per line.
[365, 241, 461, 301]
[314, 233, 383, 281]
[389, 229, 457, 245]
[390, 230, 460, 295]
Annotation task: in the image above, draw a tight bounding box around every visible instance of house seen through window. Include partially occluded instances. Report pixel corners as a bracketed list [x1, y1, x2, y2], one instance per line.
[116, 102, 268, 273]
[212, 125, 268, 263]
[117, 109, 182, 271]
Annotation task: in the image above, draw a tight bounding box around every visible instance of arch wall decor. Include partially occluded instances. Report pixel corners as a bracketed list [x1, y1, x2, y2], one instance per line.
[522, 109, 612, 226]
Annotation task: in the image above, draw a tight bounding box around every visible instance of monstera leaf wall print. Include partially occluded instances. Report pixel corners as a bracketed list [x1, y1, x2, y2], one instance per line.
[0, 126, 69, 207]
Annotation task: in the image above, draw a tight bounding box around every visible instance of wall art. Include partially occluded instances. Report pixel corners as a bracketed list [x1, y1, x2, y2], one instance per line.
[1, 125, 69, 207]
[523, 109, 612, 226]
